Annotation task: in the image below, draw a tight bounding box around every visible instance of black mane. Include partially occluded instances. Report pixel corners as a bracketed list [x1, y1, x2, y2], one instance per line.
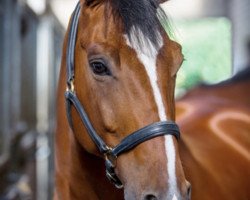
[108, 0, 168, 49]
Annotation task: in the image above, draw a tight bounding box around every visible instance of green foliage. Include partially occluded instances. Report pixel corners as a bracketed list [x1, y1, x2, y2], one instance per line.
[164, 18, 232, 96]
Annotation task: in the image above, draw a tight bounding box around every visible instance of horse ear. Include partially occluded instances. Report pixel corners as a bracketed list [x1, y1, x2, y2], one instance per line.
[171, 42, 184, 76]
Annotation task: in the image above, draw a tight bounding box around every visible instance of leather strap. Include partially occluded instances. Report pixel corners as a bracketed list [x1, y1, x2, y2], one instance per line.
[66, 90, 110, 154]
[112, 121, 180, 157]
[66, 1, 81, 88]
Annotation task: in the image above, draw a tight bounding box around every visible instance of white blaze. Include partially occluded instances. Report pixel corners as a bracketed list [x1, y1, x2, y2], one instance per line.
[125, 28, 178, 198]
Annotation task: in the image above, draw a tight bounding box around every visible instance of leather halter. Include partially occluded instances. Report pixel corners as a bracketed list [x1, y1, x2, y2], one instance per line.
[65, 2, 181, 189]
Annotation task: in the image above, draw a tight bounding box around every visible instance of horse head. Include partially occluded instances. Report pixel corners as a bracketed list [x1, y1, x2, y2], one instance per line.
[56, 0, 191, 199]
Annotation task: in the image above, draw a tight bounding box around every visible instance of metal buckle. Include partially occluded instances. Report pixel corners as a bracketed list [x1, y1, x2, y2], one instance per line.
[66, 80, 75, 92]
[104, 146, 123, 189]
[104, 146, 117, 167]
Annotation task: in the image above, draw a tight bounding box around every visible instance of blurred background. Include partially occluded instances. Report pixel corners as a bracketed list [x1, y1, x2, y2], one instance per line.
[0, 0, 249, 199]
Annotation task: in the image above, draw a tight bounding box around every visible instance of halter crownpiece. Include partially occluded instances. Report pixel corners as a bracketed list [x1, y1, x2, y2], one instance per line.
[65, 1, 181, 189]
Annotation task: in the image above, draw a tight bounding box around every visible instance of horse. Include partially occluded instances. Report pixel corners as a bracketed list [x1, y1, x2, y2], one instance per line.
[176, 67, 250, 200]
[54, 0, 191, 200]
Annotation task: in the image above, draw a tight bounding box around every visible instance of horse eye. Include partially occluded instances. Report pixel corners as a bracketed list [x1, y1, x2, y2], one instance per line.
[90, 61, 111, 76]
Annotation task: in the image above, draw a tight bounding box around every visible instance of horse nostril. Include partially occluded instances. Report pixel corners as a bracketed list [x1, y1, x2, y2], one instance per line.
[144, 194, 157, 200]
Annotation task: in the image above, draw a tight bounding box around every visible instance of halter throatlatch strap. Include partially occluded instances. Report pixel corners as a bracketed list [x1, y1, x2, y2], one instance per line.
[65, 1, 181, 189]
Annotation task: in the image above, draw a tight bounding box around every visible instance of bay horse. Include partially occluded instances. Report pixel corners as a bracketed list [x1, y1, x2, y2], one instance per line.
[55, 0, 191, 200]
[177, 67, 250, 200]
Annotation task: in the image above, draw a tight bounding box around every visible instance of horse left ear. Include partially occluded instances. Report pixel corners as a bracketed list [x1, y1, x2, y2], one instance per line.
[171, 42, 184, 76]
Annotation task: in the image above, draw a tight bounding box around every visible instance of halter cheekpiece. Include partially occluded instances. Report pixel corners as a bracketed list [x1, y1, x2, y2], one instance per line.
[65, 1, 181, 189]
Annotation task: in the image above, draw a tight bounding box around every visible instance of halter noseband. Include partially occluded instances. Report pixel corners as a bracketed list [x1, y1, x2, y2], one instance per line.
[65, 2, 180, 189]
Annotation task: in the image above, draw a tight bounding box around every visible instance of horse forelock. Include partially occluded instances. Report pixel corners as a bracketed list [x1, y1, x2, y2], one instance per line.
[108, 0, 169, 51]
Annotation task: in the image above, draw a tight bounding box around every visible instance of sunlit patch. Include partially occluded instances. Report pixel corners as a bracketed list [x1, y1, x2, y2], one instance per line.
[209, 110, 250, 160]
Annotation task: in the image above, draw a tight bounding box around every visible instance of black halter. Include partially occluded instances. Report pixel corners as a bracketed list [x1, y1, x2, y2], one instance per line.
[65, 2, 181, 189]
